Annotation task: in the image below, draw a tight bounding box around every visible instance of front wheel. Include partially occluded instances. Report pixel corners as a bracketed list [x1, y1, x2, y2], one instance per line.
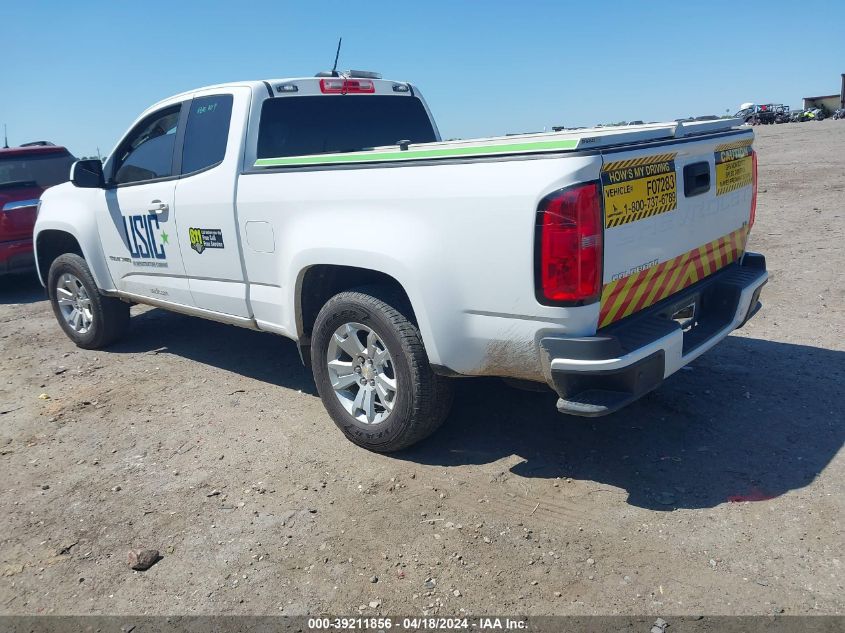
[310, 288, 453, 452]
[47, 253, 130, 349]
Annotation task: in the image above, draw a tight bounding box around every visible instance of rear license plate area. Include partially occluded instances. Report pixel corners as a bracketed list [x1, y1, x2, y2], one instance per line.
[671, 301, 697, 331]
[659, 294, 701, 333]
[658, 287, 727, 354]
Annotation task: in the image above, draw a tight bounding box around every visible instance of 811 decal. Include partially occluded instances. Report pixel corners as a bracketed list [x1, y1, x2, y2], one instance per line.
[601, 153, 678, 229]
[189, 227, 225, 254]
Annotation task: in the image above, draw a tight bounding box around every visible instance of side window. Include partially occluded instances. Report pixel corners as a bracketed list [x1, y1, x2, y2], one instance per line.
[113, 106, 181, 185]
[181, 95, 234, 174]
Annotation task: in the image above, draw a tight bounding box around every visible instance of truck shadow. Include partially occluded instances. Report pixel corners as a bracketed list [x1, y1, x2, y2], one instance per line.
[108, 307, 318, 396]
[402, 336, 845, 511]
[0, 273, 45, 304]
[109, 307, 843, 512]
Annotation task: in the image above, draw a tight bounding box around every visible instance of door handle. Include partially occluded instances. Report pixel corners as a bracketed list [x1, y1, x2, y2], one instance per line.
[148, 200, 169, 214]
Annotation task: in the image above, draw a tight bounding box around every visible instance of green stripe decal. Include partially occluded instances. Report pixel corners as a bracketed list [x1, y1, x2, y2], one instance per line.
[254, 138, 580, 167]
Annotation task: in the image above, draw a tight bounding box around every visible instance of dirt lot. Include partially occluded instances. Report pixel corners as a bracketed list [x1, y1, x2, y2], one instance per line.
[1, 122, 843, 618]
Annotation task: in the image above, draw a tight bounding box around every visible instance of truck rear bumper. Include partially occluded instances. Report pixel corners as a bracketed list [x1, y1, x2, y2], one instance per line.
[0, 239, 35, 275]
[540, 253, 768, 416]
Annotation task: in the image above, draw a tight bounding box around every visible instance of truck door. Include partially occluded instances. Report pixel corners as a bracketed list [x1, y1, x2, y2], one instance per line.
[173, 88, 250, 317]
[98, 102, 195, 306]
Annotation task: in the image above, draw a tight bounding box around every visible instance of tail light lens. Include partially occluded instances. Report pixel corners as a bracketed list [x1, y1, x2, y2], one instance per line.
[750, 149, 758, 230]
[536, 182, 603, 304]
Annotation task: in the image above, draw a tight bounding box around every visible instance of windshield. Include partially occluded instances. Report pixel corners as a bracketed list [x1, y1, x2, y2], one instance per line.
[0, 151, 76, 189]
[257, 95, 438, 158]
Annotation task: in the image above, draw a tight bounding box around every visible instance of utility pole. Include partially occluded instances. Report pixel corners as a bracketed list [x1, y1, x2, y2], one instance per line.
[3, 124, 8, 149]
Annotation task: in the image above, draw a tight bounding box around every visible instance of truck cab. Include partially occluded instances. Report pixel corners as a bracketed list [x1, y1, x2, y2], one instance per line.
[36, 75, 438, 313]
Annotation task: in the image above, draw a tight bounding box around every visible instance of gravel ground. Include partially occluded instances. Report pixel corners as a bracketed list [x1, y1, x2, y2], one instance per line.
[0, 121, 842, 617]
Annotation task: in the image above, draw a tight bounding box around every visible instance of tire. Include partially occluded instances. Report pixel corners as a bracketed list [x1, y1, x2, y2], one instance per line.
[310, 287, 453, 452]
[47, 253, 130, 349]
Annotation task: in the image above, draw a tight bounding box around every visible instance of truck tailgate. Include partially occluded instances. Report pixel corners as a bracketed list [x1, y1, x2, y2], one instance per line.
[598, 132, 755, 327]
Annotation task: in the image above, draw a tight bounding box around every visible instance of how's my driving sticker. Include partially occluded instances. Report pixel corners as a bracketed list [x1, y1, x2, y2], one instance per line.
[601, 152, 678, 229]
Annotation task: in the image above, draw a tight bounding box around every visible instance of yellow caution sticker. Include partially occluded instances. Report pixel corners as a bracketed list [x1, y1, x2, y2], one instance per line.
[601, 153, 678, 229]
[715, 141, 753, 195]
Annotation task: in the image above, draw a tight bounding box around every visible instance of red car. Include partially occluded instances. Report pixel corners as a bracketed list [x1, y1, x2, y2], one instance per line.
[1, 143, 76, 276]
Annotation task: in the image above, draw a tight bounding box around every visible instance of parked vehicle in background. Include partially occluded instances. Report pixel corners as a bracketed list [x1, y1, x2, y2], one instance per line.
[735, 104, 790, 125]
[799, 108, 826, 122]
[773, 106, 791, 124]
[833, 108, 845, 120]
[34, 71, 767, 451]
[735, 107, 755, 124]
[0, 143, 76, 276]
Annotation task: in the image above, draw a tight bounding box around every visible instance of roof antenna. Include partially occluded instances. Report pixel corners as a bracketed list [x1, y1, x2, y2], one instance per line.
[331, 37, 342, 77]
[3, 124, 8, 149]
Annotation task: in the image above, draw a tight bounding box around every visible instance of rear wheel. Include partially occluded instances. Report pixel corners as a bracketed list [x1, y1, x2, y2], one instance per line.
[47, 253, 129, 349]
[310, 288, 453, 452]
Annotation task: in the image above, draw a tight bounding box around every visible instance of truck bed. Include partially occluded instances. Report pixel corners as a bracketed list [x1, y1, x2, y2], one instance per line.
[254, 119, 747, 167]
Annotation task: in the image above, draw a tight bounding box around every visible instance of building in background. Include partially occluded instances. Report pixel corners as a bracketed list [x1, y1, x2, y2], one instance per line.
[802, 74, 845, 112]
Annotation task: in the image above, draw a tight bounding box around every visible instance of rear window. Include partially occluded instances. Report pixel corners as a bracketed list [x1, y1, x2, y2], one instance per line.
[0, 151, 76, 189]
[256, 95, 437, 159]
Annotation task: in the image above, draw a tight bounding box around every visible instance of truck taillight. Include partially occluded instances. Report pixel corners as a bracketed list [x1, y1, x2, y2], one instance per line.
[319, 78, 375, 94]
[535, 182, 603, 304]
[750, 149, 758, 230]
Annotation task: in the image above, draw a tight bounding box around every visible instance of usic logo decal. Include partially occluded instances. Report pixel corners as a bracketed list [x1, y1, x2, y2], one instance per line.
[122, 214, 167, 260]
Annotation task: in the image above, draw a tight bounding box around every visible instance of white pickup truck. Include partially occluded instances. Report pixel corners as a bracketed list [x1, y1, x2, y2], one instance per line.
[34, 71, 767, 451]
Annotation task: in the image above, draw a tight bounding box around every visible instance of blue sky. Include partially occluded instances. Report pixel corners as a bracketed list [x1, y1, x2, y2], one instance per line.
[4, 1, 843, 157]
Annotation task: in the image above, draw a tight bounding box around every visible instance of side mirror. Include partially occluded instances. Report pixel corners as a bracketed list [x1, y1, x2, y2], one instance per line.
[70, 159, 105, 188]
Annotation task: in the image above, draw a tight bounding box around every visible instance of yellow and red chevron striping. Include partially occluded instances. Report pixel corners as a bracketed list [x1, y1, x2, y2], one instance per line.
[598, 226, 748, 327]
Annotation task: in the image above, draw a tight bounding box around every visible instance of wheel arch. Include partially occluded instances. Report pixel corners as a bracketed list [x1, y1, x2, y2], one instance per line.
[34, 222, 114, 291]
[294, 263, 431, 367]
